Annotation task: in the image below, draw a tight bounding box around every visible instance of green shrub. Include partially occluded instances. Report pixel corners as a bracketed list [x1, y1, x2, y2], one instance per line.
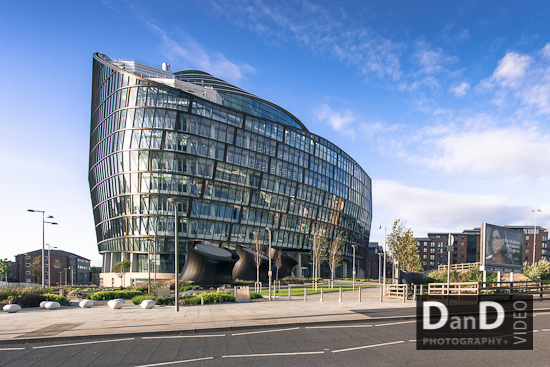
[86, 290, 143, 300]
[201, 291, 235, 303]
[131, 295, 157, 305]
[43, 293, 71, 306]
[523, 260, 550, 280]
[155, 296, 174, 305]
[179, 285, 201, 292]
[249, 292, 263, 299]
[0, 286, 48, 301]
[14, 293, 47, 308]
[182, 296, 201, 305]
[234, 280, 255, 286]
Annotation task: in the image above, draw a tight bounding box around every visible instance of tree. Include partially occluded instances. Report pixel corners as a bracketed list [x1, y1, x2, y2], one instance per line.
[311, 230, 328, 290]
[274, 250, 283, 287]
[0, 258, 11, 282]
[112, 260, 131, 287]
[386, 219, 423, 273]
[251, 232, 265, 290]
[30, 257, 42, 284]
[328, 231, 346, 283]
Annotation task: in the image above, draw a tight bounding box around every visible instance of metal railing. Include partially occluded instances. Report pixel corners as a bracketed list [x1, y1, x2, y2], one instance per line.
[437, 262, 481, 272]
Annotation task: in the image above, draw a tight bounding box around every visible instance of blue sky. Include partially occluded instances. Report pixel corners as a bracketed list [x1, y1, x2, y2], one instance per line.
[1, 1, 549, 266]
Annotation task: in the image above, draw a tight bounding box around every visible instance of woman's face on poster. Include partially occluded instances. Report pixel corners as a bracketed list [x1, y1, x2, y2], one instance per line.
[491, 229, 505, 254]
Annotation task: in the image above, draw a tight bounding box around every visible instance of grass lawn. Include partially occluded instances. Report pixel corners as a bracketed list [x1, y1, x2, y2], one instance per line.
[259, 284, 371, 297]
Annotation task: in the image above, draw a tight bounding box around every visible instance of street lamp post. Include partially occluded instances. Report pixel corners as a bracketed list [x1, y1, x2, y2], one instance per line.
[532, 209, 542, 264]
[46, 244, 57, 287]
[379, 221, 386, 303]
[147, 241, 151, 295]
[28, 210, 58, 288]
[64, 268, 68, 286]
[168, 197, 184, 312]
[352, 245, 357, 290]
[265, 227, 272, 301]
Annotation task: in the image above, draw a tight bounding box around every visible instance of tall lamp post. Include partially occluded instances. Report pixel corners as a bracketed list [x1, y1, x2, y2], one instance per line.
[532, 209, 542, 264]
[147, 240, 152, 295]
[27, 210, 58, 288]
[168, 197, 183, 312]
[351, 245, 357, 290]
[265, 227, 272, 301]
[46, 244, 57, 287]
[379, 221, 386, 303]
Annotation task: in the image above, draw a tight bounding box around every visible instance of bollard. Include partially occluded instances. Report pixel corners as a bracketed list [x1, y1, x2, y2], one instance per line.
[339, 287, 342, 302]
[288, 286, 291, 301]
[320, 287, 323, 302]
[413, 284, 417, 301]
[403, 286, 406, 303]
[420, 284, 423, 301]
[358, 287, 361, 303]
[304, 287, 307, 302]
[201, 296, 204, 306]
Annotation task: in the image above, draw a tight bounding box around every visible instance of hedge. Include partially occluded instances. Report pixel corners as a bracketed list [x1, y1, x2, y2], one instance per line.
[43, 293, 71, 306]
[86, 290, 143, 300]
[131, 295, 157, 305]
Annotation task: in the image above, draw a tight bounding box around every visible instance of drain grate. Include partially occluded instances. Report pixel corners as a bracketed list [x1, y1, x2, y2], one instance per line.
[17, 323, 84, 338]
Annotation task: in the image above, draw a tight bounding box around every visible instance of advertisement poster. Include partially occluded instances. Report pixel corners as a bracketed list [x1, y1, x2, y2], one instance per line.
[481, 223, 524, 269]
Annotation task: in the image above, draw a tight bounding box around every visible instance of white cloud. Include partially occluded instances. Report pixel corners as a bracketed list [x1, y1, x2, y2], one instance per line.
[147, 24, 254, 83]
[449, 82, 470, 97]
[413, 41, 459, 75]
[492, 52, 532, 88]
[209, 0, 404, 81]
[406, 124, 550, 180]
[374, 179, 529, 231]
[475, 45, 550, 116]
[313, 104, 356, 139]
[125, 2, 254, 83]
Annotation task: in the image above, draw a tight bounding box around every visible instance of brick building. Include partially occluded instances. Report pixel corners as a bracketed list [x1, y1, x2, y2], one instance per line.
[13, 249, 91, 285]
[416, 225, 548, 272]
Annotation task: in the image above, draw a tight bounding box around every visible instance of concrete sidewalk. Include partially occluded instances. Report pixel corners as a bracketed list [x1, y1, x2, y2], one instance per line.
[0, 285, 415, 343]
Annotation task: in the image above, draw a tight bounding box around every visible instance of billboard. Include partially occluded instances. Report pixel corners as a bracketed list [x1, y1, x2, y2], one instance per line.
[481, 223, 524, 270]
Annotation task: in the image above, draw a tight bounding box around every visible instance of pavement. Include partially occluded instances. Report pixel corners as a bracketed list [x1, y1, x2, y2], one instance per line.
[4, 283, 549, 345]
[0, 284, 419, 344]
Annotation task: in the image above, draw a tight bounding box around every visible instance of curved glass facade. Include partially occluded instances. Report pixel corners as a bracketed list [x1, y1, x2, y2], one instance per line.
[89, 53, 372, 277]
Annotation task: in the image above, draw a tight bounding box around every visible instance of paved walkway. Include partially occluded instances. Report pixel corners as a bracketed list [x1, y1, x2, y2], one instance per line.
[0, 285, 416, 343]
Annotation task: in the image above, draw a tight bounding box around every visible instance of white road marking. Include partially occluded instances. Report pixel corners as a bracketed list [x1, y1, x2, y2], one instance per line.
[142, 334, 225, 339]
[305, 325, 372, 329]
[541, 329, 550, 332]
[533, 330, 540, 333]
[0, 347, 25, 351]
[232, 327, 300, 336]
[222, 351, 324, 358]
[409, 340, 417, 342]
[332, 340, 405, 353]
[375, 321, 415, 327]
[33, 338, 135, 349]
[134, 357, 214, 366]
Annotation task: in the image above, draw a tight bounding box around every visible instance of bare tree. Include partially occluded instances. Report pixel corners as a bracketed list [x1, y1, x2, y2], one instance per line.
[311, 230, 328, 290]
[274, 250, 283, 291]
[328, 231, 346, 285]
[251, 232, 265, 290]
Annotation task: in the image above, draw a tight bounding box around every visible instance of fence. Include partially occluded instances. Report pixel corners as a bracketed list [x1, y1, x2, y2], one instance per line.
[437, 262, 481, 272]
[0, 281, 39, 287]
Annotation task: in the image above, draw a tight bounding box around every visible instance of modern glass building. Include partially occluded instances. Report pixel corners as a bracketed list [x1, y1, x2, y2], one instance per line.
[89, 53, 372, 285]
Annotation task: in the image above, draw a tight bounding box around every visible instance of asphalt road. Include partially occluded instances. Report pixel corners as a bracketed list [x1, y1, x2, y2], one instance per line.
[2, 315, 550, 367]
